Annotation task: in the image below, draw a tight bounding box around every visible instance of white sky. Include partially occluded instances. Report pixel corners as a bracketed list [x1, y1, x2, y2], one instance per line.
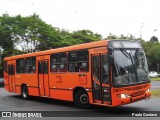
[1, 0, 160, 40]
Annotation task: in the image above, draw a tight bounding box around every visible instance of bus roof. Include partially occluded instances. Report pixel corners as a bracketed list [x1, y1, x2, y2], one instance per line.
[4, 40, 108, 61]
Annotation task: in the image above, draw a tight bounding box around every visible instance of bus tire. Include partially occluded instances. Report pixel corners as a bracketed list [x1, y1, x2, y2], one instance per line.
[21, 85, 29, 100]
[74, 90, 89, 108]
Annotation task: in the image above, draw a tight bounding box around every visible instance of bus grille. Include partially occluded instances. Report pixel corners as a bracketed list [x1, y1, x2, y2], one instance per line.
[131, 91, 145, 97]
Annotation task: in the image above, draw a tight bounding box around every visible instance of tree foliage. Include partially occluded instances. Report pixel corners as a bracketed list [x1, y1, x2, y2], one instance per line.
[106, 33, 137, 40]
[1, 13, 160, 77]
[0, 13, 102, 57]
[59, 29, 102, 47]
[150, 36, 158, 42]
[141, 42, 160, 71]
[0, 13, 102, 76]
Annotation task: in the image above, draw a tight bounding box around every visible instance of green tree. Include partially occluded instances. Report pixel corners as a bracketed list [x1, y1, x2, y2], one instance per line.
[0, 13, 63, 76]
[59, 29, 102, 47]
[71, 29, 102, 43]
[127, 34, 136, 40]
[119, 34, 127, 39]
[0, 14, 102, 56]
[0, 13, 63, 54]
[0, 13, 17, 57]
[106, 33, 118, 40]
[150, 36, 158, 42]
[142, 42, 160, 71]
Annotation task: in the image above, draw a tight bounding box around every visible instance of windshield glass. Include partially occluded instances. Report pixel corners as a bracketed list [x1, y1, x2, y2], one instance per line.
[113, 49, 149, 86]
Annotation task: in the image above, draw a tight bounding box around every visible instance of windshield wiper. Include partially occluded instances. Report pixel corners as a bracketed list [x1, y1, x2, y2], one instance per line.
[120, 49, 131, 59]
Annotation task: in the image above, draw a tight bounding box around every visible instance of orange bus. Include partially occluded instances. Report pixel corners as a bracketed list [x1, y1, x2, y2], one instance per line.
[3, 40, 151, 107]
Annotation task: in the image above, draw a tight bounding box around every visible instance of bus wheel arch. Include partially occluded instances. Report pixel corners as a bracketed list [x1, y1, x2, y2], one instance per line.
[73, 87, 90, 108]
[21, 84, 29, 100]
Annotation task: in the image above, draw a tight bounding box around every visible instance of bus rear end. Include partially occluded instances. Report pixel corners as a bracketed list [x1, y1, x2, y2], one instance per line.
[108, 40, 151, 107]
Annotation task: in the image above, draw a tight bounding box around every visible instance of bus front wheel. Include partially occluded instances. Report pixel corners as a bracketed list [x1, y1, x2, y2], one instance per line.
[74, 90, 89, 108]
[21, 85, 29, 99]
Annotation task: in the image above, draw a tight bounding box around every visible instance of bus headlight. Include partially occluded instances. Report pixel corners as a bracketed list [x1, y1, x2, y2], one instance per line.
[146, 89, 150, 93]
[117, 94, 130, 98]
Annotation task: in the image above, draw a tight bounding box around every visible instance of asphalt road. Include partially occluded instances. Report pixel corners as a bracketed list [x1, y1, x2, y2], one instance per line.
[0, 81, 160, 119]
[0, 78, 4, 85]
[151, 81, 160, 90]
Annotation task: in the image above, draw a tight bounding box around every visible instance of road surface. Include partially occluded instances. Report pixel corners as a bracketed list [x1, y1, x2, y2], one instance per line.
[151, 81, 160, 90]
[0, 81, 160, 119]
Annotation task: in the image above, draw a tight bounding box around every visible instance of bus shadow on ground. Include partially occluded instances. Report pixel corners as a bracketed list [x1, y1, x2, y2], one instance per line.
[9, 94, 146, 116]
[11, 95, 76, 108]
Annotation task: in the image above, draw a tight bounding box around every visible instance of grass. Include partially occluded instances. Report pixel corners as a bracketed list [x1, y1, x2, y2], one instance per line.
[151, 89, 160, 97]
[150, 77, 160, 81]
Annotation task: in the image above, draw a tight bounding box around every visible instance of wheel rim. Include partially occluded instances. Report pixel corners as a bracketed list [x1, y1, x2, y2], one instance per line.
[22, 88, 27, 98]
[80, 94, 88, 104]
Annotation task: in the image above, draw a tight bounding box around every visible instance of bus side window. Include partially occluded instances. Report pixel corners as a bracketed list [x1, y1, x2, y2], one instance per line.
[79, 62, 88, 72]
[50, 53, 67, 72]
[50, 54, 58, 72]
[38, 62, 43, 74]
[68, 50, 89, 72]
[59, 53, 67, 72]
[16, 59, 25, 74]
[101, 54, 109, 84]
[68, 63, 80, 72]
[44, 61, 48, 74]
[26, 57, 36, 73]
[9, 65, 14, 75]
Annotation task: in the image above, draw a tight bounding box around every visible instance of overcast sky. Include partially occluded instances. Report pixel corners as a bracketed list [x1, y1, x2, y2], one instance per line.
[1, 0, 160, 40]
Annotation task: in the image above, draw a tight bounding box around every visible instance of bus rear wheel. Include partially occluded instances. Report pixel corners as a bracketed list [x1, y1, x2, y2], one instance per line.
[21, 85, 29, 99]
[74, 90, 89, 108]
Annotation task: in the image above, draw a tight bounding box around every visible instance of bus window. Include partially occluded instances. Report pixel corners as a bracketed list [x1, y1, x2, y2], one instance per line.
[68, 50, 89, 72]
[50, 54, 58, 72]
[3, 61, 8, 73]
[68, 63, 80, 72]
[16, 59, 25, 74]
[51, 64, 58, 72]
[101, 54, 109, 84]
[50, 53, 67, 72]
[93, 56, 100, 81]
[59, 53, 67, 72]
[38, 61, 43, 74]
[9, 65, 15, 75]
[26, 57, 36, 73]
[44, 61, 48, 74]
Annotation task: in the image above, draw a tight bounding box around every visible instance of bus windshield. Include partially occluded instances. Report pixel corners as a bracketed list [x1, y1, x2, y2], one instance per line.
[113, 49, 149, 86]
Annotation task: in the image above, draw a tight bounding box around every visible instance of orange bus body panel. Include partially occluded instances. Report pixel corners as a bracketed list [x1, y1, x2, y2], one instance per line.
[111, 83, 151, 107]
[28, 87, 39, 96]
[4, 40, 108, 104]
[50, 89, 73, 101]
[4, 40, 108, 61]
[3, 40, 151, 107]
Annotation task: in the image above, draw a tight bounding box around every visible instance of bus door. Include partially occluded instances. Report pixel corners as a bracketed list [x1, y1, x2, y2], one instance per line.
[92, 53, 111, 105]
[8, 64, 15, 92]
[38, 60, 49, 96]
